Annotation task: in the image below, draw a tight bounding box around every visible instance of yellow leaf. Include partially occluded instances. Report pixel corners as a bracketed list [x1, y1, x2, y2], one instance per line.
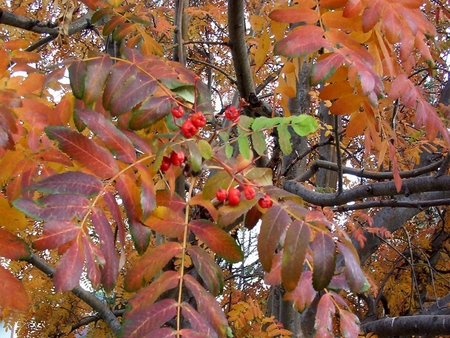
[249, 15, 266, 31]
[255, 30, 271, 68]
[0, 196, 27, 230]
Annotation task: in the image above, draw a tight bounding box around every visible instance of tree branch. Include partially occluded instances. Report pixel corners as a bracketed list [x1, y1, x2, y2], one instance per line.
[23, 254, 121, 335]
[333, 197, 450, 211]
[361, 315, 450, 336]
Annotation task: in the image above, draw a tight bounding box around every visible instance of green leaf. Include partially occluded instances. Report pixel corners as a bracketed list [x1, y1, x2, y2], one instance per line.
[278, 124, 292, 155]
[68, 60, 87, 99]
[337, 242, 369, 293]
[198, 140, 213, 160]
[187, 140, 203, 173]
[225, 144, 233, 158]
[237, 135, 251, 160]
[252, 116, 283, 131]
[26, 172, 103, 197]
[244, 167, 273, 186]
[312, 232, 336, 291]
[251, 130, 266, 156]
[84, 55, 113, 105]
[281, 220, 310, 292]
[188, 220, 243, 263]
[76, 109, 136, 163]
[0, 228, 30, 260]
[187, 246, 224, 296]
[124, 242, 183, 292]
[173, 85, 195, 103]
[33, 221, 80, 251]
[258, 205, 291, 272]
[291, 115, 318, 136]
[45, 126, 119, 179]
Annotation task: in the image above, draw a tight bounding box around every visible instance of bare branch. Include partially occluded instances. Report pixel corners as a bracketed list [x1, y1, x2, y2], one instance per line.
[333, 198, 450, 211]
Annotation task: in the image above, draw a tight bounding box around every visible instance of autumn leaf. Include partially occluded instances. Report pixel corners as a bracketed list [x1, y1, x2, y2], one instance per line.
[274, 25, 330, 57]
[53, 239, 84, 292]
[314, 293, 335, 338]
[0, 228, 30, 260]
[0, 265, 29, 311]
[33, 221, 80, 251]
[312, 232, 336, 291]
[187, 246, 224, 296]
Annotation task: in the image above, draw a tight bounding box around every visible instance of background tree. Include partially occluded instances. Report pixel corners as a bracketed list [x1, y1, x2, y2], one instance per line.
[0, 0, 449, 337]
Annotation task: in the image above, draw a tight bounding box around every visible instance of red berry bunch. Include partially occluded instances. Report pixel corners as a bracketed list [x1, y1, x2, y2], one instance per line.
[181, 120, 198, 138]
[191, 111, 206, 127]
[160, 156, 171, 172]
[160, 151, 185, 171]
[243, 185, 256, 200]
[258, 194, 273, 209]
[215, 189, 227, 202]
[171, 105, 184, 118]
[224, 106, 240, 122]
[228, 188, 241, 206]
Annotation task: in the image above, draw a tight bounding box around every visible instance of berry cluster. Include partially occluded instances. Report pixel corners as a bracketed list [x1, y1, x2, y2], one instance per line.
[159, 150, 185, 172]
[224, 106, 240, 122]
[171, 105, 207, 139]
[215, 185, 272, 209]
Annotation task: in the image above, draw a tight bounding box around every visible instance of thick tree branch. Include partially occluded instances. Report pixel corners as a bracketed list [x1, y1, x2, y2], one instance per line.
[283, 175, 450, 207]
[333, 197, 450, 211]
[23, 253, 122, 335]
[361, 315, 450, 336]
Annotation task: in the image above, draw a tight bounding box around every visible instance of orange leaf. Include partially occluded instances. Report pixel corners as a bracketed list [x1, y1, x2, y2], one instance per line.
[274, 25, 330, 57]
[343, 0, 363, 18]
[346, 111, 368, 137]
[269, 7, 319, 24]
[0, 228, 30, 260]
[319, 82, 353, 101]
[0, 266, 29, 311]
[330, 94, 362, 115]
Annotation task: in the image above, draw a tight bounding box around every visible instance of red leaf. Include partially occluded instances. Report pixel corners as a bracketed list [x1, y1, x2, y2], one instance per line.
[0, 265, 29, 311]
[84, 55, 113, 105]
[179, 329, 211, 338]
[181, 302, 218, 338]
[269, 7, 319, 24]
[33, 221, 80, 250]
[82, 236, 102, 287]
[27, 172, 103, 197]
[155, 190, 186, 213]
[362, 0, 383, 32]
[91, 208, 119, 292]
[285, 271, 317, 313]
[184, 274, 229, 337]
[311, 53, 345, 85]
[343, 0, 363, 18]
[126, 271, 180, 318]
[264, 251, 282, 286]
[314, 293, 335, 337]
[14, 195, 90, 221]
[68, 60, 87, 99]
[136, 163, 156, 220]
[76, 109, 136, 163]
[274, 25, 330, 57]
[0, 228, 30, 260]
[54, 239, 84, 292]
[124, 241, 182, 291]
[189, 193, 218, 222]
[281, 220, 310, 292]
[187, 246, 224, 296]
[129, 96, 172, 130]
[339, 309, 361, 338]
[188, 220, 243, 263]
[103, 62, 135, 110]
[337, 242, 368, 293]
[312, 232, 335, 291]
[45, 126, 119, 178]
[119, 299, 178, 338]
[144, 206, 185, 238]
[258, 205, 290, 272]
[103, 191, 126, 247]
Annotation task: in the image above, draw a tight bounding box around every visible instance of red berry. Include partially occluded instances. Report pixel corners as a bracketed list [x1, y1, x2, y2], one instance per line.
[160, 156, 171, 172]
[258, 194, 273, 209]
[216, 189, 227, 202]
[228, 188, 241, 206]
[243, 185, 256, 200]
[170, 150, 185, 166]
[171, 105, 184, 118]
[224, 106, 240, 122]
[181, 119, 198, 138]
[191, 111, 206, 128]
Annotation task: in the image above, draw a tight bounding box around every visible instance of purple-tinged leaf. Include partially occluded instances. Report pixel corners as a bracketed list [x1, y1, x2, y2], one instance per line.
[0, 228, 30, 260]
[0, 265, 29, 311]
[124, 241, 182, 292]
[155, 190, 186, 213]
[285, 271, 317, 313]
[33, 221, 80, 250]
[121, 130, 153, 154]
[109, 72, 158, 117]
[179, 329, 210, 338]
[14, 195, 90, 221]
[189, 220, 243, 263]
[82, 236, 102, 287]
[258, 205, 290, 272]
[118, 299, 178, 338]
[76, 109, 136, 163]
[129, 96, 172, 130]
[126, 271, 180, 318]
[84, 55, 113, 105]
[136, 163, 156, 220]
[103, 191, 126, 247]
[312, 232, 336, 291]
[311, 53, 346, 85]
[27, 172, 103, 197]
[103, 63, 136, 111]
[339, 308, 360, 338]
[54, 239, 84, 292]
[45, 126, 119, 179]
[314, 293, 335, 338]
[130, 220, 152, 256]
[143, 328, 176, 337]
[274, 25, 330, 57]
[337, 242, 369, 293]
[91, 208, 119, 292]
[144, 206, 185, 238]
[68, 60, 87, 99]
[181, 302, 218, 338]
[187, 246, 224, 296]
[282, 220, 310, 292]
[264, 251, 282, 286]
[184, 274, 229, 337]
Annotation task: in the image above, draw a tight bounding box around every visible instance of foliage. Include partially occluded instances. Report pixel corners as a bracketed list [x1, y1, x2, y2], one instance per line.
[0, 0, 449, 337]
